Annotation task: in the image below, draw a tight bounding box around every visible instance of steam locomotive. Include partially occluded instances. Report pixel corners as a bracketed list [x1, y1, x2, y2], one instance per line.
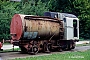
[10, 12, 79, 54]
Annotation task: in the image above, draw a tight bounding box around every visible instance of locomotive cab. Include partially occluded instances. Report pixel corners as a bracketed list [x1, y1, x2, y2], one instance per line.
[44, 12, 79, 40]
[60, 13, 79, 40]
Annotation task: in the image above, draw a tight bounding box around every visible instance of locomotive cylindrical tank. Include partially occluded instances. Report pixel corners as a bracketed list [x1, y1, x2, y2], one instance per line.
[10, 14, 63, 40]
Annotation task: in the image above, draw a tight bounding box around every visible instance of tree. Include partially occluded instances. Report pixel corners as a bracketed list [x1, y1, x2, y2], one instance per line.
[0, 0, 49, 41]
[0, 1, 20, 40]
[72, 0, 90, 39]
[21, 0, 49, 16]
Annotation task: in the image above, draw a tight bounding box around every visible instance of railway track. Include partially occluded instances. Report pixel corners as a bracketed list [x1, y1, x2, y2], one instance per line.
[0, 45, 90, 60]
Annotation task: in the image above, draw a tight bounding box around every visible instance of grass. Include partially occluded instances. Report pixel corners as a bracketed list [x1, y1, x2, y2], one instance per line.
[11, 49, 90, 60]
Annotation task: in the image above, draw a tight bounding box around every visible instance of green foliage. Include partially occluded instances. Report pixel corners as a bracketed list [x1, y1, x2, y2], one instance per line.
[0, 1, 21, 40]
[72, 0, 90, 39]
[0, 0, 48, 41]
[21, 0, 49, 16]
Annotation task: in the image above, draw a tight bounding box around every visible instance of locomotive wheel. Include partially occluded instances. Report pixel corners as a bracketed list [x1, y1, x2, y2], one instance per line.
[48, 44, 52, 51]
[67, 41, 75, 50]
[71, 42, 75, 49]
[67, 44, 72, 50]
[43, 43, 50, 53]
[58, 47, 63, 52]
[32, 46, 39, 54]
[19, 46, 27, 54]
[28, 46, 39, 55]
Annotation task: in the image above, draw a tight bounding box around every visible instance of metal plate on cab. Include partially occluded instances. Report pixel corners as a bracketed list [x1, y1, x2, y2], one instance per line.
[24, 32, 38, 39]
